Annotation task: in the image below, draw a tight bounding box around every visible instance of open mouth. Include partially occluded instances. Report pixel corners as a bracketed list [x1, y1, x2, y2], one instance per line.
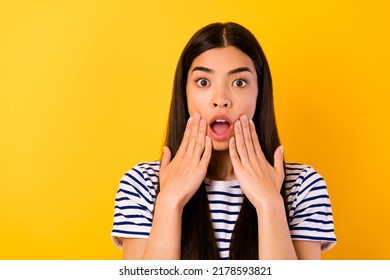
[211, 119, 230, 135]
[209, 115, 233, 141]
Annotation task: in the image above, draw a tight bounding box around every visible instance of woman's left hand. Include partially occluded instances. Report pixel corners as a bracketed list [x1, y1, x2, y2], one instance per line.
[229, 114, 285, 210]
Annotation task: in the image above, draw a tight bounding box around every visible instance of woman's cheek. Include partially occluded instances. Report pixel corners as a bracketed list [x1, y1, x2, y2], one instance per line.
[187, 95, 208, 116]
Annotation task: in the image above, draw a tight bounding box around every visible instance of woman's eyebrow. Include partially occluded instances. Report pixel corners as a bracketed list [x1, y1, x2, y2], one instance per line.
[191, 66, 253, 75]
[192, 66, 213, 73]
[228, 67, 252, 75]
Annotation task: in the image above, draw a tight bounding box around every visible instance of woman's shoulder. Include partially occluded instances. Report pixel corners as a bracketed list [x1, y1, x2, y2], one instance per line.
[119, 160, 161, 191]
[284, 162, 326, 190]
[284, 162, 311, 173]
[124, 160, 161, 178]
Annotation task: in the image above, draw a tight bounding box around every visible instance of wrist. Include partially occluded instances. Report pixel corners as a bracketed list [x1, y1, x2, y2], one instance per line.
[156, 191, 185, 213]
[254, 195, 285, 214]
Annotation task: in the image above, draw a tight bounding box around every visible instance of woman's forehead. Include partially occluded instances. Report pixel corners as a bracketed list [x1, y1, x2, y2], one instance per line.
[189, 46, 256, 74]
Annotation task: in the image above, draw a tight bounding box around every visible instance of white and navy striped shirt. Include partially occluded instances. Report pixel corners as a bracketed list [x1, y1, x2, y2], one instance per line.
[111, 161, 336, 259]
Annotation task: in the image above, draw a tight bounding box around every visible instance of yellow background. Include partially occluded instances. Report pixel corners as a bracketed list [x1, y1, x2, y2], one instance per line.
[1, 0, 389, 259]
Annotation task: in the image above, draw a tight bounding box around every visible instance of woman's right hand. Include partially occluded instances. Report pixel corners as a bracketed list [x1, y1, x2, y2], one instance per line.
[159, 112, 212, 209]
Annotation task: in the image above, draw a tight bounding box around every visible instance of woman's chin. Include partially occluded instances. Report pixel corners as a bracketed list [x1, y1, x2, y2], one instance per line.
[211, 139, 230, 151]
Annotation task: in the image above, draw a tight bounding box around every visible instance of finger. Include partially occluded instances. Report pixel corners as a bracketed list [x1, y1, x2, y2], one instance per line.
[161, 146, 172, 171]
[234, 120, 249, 164]
[273, 146, 285, 180]
[249, 119, 265, 159]
[240, 115, 256, 158]
[186, 112, 201, 153]
[199, 135, 212, 170]
[229, 136, 242, 171]
[194, 118, 207, 156]
[184, 116, 193, 140]
[177, 116, 193, 154]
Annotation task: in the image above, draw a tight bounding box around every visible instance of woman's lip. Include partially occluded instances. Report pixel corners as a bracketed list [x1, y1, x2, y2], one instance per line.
[208, 124, 233, 141]
[209, 114, 233, 124]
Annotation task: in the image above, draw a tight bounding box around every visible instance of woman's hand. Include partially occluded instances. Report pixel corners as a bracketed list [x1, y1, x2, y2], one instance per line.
[229, 114, 285, 210]
[139, 113, 211, 259]
[159, 112, 212, 209]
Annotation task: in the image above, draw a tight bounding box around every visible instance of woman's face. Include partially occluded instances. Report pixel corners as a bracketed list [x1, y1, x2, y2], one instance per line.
[186, 46, 258, 151]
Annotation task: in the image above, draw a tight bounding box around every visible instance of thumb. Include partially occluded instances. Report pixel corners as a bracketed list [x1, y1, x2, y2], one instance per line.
[273, 146, 285, 178]
[161, 146, 172, 171]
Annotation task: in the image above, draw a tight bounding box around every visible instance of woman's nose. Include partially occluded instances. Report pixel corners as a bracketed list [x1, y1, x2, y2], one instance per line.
[213, 100, 230, 108]
[212, 88, 231, 108]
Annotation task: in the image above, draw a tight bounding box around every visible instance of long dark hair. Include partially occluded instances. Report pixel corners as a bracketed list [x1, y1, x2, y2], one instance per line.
[163, 22, 285, 259]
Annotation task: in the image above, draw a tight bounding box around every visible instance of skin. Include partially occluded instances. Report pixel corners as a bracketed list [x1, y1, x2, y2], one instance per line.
[121, 46, 321, 259]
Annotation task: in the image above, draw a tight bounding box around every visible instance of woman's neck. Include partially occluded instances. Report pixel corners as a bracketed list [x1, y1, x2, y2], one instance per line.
[206, 150, 236, 181]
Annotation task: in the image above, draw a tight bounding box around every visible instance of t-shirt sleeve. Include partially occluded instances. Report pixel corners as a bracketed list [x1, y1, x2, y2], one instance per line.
[288, 166, 337, 251]
[110, 164, 157, 248]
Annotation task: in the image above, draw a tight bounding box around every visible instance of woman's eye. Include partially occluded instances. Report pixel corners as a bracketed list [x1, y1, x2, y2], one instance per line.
[233, 79, 247, 88]
[196, 78, 210, 87]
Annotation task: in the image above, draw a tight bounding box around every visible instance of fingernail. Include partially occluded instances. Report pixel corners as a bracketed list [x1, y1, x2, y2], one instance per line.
[242, 115, 248, 122]
[235, 120, 241, 128]
[194, 112, 200, 120]
[200, 119, 206, 127]
[280, 146, 284, 153]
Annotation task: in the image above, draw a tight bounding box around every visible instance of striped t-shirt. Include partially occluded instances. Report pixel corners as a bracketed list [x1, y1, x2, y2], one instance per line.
[111, 161, 336, 259]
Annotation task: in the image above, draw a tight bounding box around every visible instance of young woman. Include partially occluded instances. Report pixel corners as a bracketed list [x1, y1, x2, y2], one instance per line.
[111, 22, 337, 260]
